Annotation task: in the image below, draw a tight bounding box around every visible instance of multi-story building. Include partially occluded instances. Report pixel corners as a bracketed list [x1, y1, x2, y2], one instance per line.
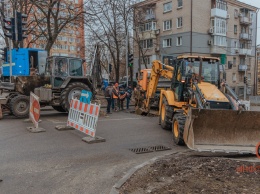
[133, 0, 258, 97]
[257, 46, 260, 95]
[25, 0, 85, 59]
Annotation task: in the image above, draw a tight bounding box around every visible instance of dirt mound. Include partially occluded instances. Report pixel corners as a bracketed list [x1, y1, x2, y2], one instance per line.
[120, 154, 260, 194]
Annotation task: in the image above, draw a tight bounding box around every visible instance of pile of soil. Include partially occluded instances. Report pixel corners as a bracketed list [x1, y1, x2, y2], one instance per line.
[120, 154, 260, 194]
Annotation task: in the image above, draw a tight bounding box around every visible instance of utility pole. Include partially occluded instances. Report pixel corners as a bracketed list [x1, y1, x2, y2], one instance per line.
[126, 31, 129, 87]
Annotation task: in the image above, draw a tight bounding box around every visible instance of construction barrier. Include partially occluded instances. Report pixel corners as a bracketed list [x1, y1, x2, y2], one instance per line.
[29, 92, 40, 128]
[67, 99, 100, 138]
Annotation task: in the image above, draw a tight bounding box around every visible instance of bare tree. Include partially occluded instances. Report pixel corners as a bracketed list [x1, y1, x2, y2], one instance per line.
[0, 0, 88, 55]
[85, 0, 133, 83]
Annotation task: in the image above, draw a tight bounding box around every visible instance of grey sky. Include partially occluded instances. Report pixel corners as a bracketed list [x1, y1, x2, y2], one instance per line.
[238, 0, 260, 44]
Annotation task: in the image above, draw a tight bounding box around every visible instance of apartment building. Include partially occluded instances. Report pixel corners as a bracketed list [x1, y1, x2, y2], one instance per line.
[25, 0, 85, 59]
[257, 46, 260, 95]
[133, 0, 258, 97]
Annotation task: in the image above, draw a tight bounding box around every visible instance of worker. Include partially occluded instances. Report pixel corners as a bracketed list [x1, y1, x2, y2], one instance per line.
[60, 62, 68, 76]
[125, 85, 132, 109]
[112, 83, 119, 111]
[119, 87, 126, 110]
[134, 85, 144, 108]
[104, 83, 113, 114]
[187, 62, 195, 74]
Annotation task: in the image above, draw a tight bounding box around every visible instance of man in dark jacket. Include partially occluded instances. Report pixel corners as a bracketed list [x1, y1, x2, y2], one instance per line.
[104, 83, 113, 114]
[125, 85, 132, 109]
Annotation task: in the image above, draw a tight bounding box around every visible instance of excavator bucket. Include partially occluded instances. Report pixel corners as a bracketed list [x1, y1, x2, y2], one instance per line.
[183, 108, 260, 154]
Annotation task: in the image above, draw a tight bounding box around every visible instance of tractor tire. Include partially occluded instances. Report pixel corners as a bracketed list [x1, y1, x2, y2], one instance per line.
[52, 106, 66, 113]
[60, 82, 90, 112]
[172, 113, 186, 145]
[160, 97, 173, 130]
[10, 95, 30, 118]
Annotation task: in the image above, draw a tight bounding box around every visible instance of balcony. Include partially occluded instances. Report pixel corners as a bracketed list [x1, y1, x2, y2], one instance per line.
[145, 14, 156, 21]
[239, 33, 252, 41]
[238, 64, 247, 72]
[240, 16, 252, 25]
[239, 48, 252, 56]
[211, 8, 227, 19]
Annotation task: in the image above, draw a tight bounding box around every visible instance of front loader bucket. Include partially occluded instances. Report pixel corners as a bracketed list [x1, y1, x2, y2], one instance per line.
[183, 108, 260, 154]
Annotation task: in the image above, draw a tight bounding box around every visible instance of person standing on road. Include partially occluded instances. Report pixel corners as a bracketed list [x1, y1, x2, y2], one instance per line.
[104, 83, 113, 114]
[112, 83, 119, 111]
[125, 85, 132, 110]
[119, 87, 126, 110]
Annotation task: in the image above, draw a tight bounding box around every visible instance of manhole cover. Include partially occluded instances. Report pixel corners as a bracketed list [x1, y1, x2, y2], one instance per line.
[129, 147, 153, 154]
[148, 145, 171, 152]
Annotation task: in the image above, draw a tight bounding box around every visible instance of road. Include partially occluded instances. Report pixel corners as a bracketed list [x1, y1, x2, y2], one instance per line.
[0, 108, 186, 194]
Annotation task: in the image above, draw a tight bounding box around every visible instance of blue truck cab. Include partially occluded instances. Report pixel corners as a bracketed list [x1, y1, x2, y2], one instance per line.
[2, 48, 47, 77]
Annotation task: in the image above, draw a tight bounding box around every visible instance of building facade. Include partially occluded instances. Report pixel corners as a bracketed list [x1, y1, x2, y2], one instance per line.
[133, 0, 258, 97]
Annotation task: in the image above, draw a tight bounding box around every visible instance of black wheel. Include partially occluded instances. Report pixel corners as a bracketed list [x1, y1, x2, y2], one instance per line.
[60, 82, 90, 112]
[159, 97, 173, 130]
[10, 95, 30, 118]
[172, 113, 186, 145]
[52, 106, 66, 113]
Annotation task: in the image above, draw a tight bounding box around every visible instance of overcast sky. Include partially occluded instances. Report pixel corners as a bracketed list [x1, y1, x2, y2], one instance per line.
[238, 0, 260, 44]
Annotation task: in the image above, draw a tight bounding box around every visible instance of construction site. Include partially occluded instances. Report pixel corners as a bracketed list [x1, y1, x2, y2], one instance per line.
[0, 0, 260, 193]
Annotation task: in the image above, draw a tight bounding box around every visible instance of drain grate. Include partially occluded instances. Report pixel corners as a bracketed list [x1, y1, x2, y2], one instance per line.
[129, 147, 153, 154]
[148, 145, 171, 152]
[129, 145, 171, 154]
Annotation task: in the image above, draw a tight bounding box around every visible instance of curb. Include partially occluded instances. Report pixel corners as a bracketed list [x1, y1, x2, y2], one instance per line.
[109, 150, 191, 194]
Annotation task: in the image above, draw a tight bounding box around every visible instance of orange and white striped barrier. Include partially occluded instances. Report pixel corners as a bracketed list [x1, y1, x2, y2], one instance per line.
[67, 99, 100, 138]
[30, 92, 40, 128]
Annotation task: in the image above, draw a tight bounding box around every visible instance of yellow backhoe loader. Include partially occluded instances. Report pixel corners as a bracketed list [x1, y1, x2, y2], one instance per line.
[137, 56, 260, 154]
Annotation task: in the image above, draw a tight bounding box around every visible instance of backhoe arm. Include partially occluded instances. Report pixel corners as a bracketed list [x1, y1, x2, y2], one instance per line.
[144, 60, 174, 111]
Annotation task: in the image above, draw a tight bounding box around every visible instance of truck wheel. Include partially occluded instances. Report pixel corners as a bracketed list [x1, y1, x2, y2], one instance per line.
[10, 95, 30, 118]
[61, 82, 90, 112]
[172, 113, 186, 145]
[52, 106, 66, 113]
[160, 97, 173, 130]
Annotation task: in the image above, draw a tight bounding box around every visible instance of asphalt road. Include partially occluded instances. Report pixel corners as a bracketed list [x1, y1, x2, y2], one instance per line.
[0, 108, 186, 194]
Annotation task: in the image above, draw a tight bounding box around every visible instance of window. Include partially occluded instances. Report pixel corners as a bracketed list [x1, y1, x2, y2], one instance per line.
[232, 73, 236, 82]
[177, 17, 182, 28]
[144, 22, 156, 31]
[240, 58, 245, 65]
[69, 59, 83, 76]
[163, 2, 172, 13]
[146, 8, 154, 15]
[163, 20, 172, 31]
[177, 0, 183, 8]
[140, 39, 153, 49]
[213, 36, 226, 46]
[233, 57, 237, 67]
[234, 9, 239, 18]
[215, 0, 227, 11]
[140, 22, 156, 32]
[234, 25, 237, 34]
[163, 38, 172, 47]
[248, 73, 251, 81]
[211, 18, 227, 35]
[176, 36, 182, 46]
[234, 41, 237, 48]
[139, 24, 144, 32]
